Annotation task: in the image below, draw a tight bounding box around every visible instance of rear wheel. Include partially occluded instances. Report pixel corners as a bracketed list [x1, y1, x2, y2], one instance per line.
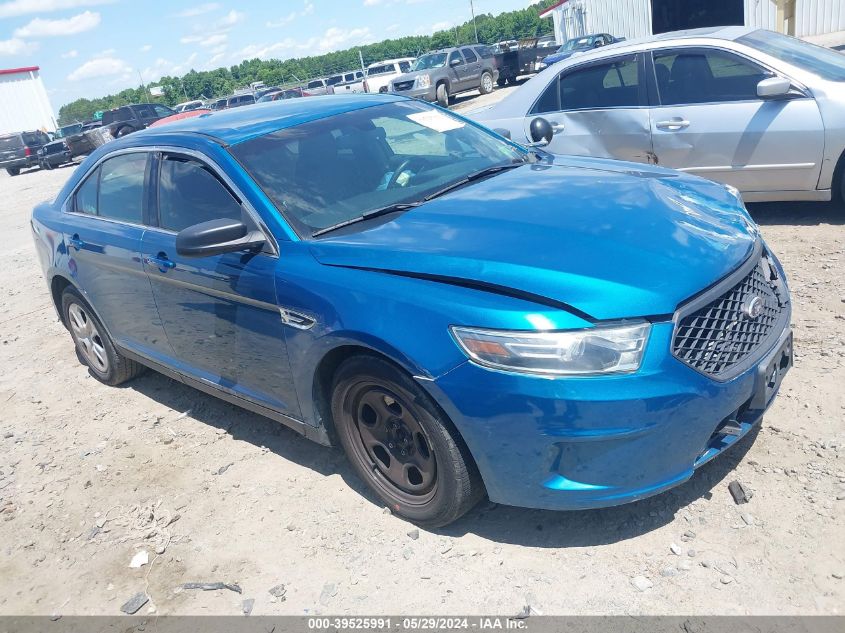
[435, 82, 449, 108]
[6, 167, 20, 176]
[331, 355, 484, 527]
[61, 287, 145, 386]
[480, 71, 494, 95]
[496, 77, 507, 87]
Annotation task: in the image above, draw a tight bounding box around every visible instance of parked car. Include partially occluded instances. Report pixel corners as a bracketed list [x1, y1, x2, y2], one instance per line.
[101, 103, 176, 138]
[32, 94, 792, 527]
[0, 130, 50, 175]
[539, 33, 622, 68]
[390, 45, 498, 106]
[365, 58, 415, 93]
[149, 109, 211, 127]
[495, 37, 558, 85]
[471, 26, 845, 203]
[328, 70, 367, 94]
[255, 86, 282, 99]
[37, 139, 72, 170]
[303, 77, 335, 96]
[225, 93, 256, 109]
[174, 100, 205, 113]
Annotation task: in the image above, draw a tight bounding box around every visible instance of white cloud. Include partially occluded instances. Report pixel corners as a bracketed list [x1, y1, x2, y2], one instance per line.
[67, 55, 131, 81]
[0, 0, 112, 19]
[0, 37, 33, 55]
[363, 0, 382, 5]
[173, 2, 220, 18]
[430, 21, 452, 33]
[14, 10, 100, 38]
[215, 9, 244, 28]
[180, 32, 227, 48]
[141, 52, 199, 81]
[139, 44, 152, 52]
[61, 48, 78, 58]
[235, 26, 375, 62]
[318, 26, 374, 51]
[267, 2, 312, 28]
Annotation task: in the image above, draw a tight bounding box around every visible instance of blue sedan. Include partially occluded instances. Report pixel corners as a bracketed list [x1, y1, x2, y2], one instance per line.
[32, 94, 792, 527]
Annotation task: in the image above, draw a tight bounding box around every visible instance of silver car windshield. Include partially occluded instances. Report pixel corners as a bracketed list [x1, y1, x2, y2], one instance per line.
[738, 30, 845, 82]
[231, 101, 527, 237]
[413, 53, 447, 71]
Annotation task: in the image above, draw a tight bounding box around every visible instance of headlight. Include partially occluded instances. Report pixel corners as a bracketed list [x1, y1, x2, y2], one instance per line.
[450, 322, 651, 376]
[416, 74, 431, 89]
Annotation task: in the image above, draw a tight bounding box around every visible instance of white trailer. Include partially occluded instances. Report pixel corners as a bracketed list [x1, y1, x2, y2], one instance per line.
[0, 66, 56, 134]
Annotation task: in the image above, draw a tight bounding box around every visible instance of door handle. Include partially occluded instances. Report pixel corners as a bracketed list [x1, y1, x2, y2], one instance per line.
[656, 118, 690, 130]
[144, 253, 176, 272]
[68, 234, 85, 250]
[550, 122, 565, 134]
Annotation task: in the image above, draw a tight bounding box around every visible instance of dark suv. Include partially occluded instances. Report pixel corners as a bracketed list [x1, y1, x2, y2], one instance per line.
[101, 103, 176, 138]
[0, 130, 51, 176]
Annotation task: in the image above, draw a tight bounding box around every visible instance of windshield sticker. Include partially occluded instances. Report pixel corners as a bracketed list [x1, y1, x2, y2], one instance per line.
[408, 110, 465, 133]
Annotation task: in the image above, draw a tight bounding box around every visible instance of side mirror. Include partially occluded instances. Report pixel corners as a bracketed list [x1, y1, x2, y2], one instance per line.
[450, 57, 462, 67]
[493, 128, 512, 140]
[529, 117, 554, 146]
[176, 217, 265, 258]
[594, 41, 603, 48]
[757, 76, 791, 99]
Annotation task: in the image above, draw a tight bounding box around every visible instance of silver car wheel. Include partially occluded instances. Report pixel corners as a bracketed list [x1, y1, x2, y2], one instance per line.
[68, 303, 109, 373]
[482, 73, 493, 93]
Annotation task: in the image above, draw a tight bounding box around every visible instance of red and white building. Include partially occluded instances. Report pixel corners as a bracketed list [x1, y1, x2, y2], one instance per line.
[0, 66, 56, 135]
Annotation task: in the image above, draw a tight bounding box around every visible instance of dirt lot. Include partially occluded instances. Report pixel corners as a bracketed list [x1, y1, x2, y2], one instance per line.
[0, 152, 843, 617]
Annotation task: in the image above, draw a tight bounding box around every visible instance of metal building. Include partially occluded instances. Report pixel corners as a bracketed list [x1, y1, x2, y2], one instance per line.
[0, 66, 57, 135]
[540, 0, 845, 44]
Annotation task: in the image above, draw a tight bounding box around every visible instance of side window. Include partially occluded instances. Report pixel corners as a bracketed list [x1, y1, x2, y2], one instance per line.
[475, 45, 494, 59]
[158, 156, 242, 232]
[74, 168, 99, 215]
[448, 51, 464, 67]
[399, 61, 411, 73]
[116, 106, 133, 122]
[531, 75, 561, 114]
[461, 47, 478, 63]
[307, 80, 323, 89]
[153, 105, 173, 117]
[654, 49, 771, 105]
[98, 153, 147, 223]
[560, 57, 641, 110]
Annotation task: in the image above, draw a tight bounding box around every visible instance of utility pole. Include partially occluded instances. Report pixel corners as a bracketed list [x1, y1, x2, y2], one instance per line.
[470, 0, 479, 43]
[137, 70, 151, 99]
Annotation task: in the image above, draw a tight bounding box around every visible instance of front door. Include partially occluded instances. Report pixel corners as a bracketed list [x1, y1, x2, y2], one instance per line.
[525, 53, 654, 163]
[140, 152, 300, 417]
[648, 47, 825, 194]
[447, 50, 469, 92]
[60, 151, 172, 361]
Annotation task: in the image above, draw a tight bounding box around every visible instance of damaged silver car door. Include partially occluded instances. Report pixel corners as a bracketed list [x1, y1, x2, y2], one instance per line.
[523, 53, 654, 164]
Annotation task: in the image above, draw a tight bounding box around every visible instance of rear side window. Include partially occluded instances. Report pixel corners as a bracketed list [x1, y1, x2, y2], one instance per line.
[653, 49, 771, 105]
[461, 48, 478, 63]
[96, 153, 147, 223]
[22, 132, 41, 146]
[307, 80, 323, 89]
[0, 135, 22, 150]
[75, 169, 99, 215]
[533, 56, 641, 113]
[158, 156, 242, 232]
[475, 46, 494, 59]
[399, 61, 412, 73]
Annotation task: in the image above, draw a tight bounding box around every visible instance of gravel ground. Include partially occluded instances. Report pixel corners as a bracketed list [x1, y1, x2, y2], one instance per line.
[0, 152, 843, 617]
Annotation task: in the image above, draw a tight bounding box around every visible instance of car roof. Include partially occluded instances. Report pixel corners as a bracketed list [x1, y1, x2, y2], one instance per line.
[131, 93, 408, 146]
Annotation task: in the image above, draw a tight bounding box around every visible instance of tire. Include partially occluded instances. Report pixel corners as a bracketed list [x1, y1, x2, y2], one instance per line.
[6, 167, 20, 176]
[61, 287, 145, 386]
[435, 82, 449, 108]
[496, 77, 507, 87]
[479, 71, 494, 95]
[331, 355, 484, 527]
[115, 126, 134, 138]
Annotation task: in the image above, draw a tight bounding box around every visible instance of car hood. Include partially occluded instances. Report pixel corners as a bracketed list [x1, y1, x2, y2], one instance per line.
[309, 158, 757, 321]
[543, 51, 576, 64]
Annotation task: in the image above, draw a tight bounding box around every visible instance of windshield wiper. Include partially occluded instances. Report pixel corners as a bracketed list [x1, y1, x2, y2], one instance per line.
[423, 162, 524, 202]
[312, 202, 421, 238]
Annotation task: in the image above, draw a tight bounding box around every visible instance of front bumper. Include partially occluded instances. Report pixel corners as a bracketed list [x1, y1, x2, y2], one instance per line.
[392, 85, 437, 101]
[426, 321, 792, 511]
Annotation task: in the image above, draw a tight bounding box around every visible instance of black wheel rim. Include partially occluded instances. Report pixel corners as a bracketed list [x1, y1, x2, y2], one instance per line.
[347, 383, 437, 505]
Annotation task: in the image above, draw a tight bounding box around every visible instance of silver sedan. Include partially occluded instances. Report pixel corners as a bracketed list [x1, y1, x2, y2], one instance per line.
[470, 26, 845, 203]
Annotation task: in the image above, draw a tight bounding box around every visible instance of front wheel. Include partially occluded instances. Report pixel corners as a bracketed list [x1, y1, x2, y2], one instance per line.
[61, 287, 145, 386]
[435, 83, 449, 108]
[479, 71, 494, 95]
[331, 356, 484, 527]
[6, 167, 20, 176]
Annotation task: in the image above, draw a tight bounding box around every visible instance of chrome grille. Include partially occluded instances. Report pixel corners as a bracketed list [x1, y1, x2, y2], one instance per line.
[672, 255, 786, 379]
[392, 80, 414, 91]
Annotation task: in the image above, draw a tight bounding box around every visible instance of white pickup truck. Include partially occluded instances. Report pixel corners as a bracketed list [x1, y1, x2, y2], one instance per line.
[328, 69, 367, 94]
[364, 58, 415, 93]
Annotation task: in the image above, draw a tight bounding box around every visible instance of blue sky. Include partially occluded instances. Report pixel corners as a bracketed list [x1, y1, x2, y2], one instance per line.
[0, 0, 537, 109]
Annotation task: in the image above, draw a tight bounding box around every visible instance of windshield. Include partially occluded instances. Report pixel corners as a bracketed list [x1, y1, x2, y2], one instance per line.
[560, 37, 593, 51]
[413, 53, 447, 71]
[231, 101, 526, 237]
[55, 124, 83, 139]
[738, 30, 845, 82]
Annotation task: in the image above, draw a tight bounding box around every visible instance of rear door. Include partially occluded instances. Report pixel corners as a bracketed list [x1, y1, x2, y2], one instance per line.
[525, 53, 654, 163]
[460, 47, 482, 87]
[647, 46, 825, 194]
[59, 151, 172, 361]
[140, 152, 299, 416]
